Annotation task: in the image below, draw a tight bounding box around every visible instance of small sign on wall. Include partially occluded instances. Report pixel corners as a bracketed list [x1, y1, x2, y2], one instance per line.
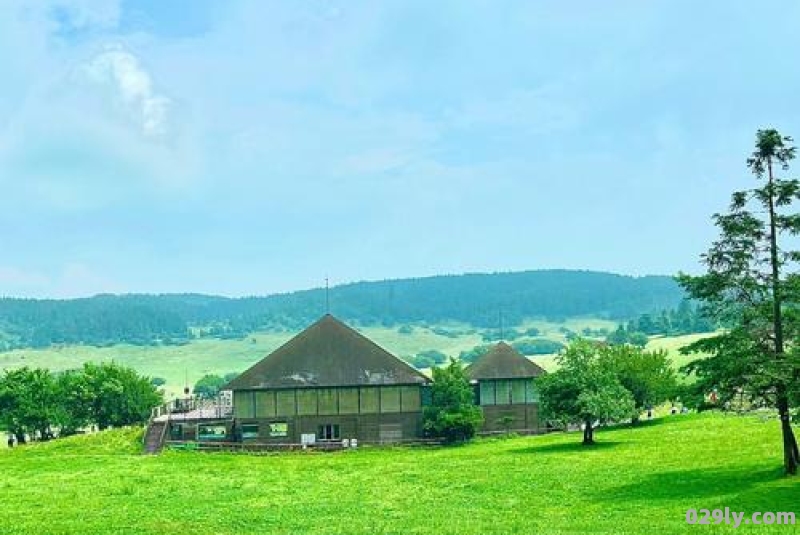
[301, 433, 316, 445]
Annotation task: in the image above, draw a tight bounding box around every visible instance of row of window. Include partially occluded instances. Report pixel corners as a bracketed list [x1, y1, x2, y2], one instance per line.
[234, 386, 422, 419]
[172, 420, 347, 442]
[479, 379, 538, 406]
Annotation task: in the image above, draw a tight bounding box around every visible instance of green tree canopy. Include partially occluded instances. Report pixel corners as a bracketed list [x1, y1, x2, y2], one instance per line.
[81, 362, 162, 431]
[604, 345, 677, 422]
[423, 360, 483, 443]
[193, 374, 227, 399]
[537, 339, 636, 445]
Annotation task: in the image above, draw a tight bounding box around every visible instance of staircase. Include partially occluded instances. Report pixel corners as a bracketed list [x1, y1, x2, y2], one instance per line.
[143, 420, 167, 454]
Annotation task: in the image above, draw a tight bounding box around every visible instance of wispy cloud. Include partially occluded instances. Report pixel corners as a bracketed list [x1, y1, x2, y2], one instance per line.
[49, 0, 121, 32]
[84, 45, 170, 137]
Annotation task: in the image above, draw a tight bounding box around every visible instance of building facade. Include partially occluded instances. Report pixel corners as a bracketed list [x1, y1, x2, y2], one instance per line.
[222, 314, 431, 445]
[466, 342, 547, 434]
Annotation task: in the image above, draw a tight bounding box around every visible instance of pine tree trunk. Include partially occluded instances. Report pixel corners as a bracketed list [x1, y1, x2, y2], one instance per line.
[766, 158, 798, 476]
[777, 391, 799, 475]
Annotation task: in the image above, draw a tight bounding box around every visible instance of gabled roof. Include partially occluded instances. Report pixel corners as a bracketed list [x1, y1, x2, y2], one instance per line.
[224, 314, 430, 389]
[465, 341, 547, 380]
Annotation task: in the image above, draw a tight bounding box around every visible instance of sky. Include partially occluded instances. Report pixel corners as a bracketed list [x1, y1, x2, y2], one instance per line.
[2, 0, 800, 298]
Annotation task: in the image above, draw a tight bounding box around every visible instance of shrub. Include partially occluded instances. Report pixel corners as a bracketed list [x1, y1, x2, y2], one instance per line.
[423, 360, 483, 444]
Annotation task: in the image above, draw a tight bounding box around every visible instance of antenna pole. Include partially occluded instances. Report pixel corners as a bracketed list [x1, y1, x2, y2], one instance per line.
[325, 277, 330, 314]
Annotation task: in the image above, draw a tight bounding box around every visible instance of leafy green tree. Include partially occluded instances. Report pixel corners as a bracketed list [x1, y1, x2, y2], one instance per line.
[606, 325, 648, 347]
[53, 369, 92, 436]
[605, 345, 677, 423]
[0, 367, 59, 442]
[423, 360, 483, 443]
[678, 128, 800, 475]
[81, 362, 162, 430]
[537, 339, 636, 445]
[193, 374, 227, 399]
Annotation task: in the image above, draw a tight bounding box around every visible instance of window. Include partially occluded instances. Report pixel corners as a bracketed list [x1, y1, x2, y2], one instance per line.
[169, 424, 184, 440]
[317, 424, 340, 441]
[339, 388, 359, 414]
[318, 388, 338, 415]
[297, 390, 317, 415]
[400, 386, 421, 411]
[241, 424, 259, 439]
[495, 380, 511, 404]
[276, 390, 297, 416]
[269, 422, 288, 437]
[360, 387, 378, 413]
[380, 386, 401, 413]
[480, 381, 496, 406]
[198, 425, 227, 441]
[526, 381, 539, 403]
[511, 380, 527, 404]
[255, 391, 276, 417]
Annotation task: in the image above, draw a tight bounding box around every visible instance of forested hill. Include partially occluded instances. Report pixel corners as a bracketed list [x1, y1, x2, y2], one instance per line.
[0, 270, 684, 350]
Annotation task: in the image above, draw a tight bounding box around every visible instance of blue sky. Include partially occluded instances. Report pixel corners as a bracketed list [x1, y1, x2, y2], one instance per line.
[2, 0, 800, 298]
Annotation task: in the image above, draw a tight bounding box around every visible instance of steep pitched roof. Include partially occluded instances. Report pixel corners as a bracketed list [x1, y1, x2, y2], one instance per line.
[465, 342, 547, 380]
[224, 314, 430, 389]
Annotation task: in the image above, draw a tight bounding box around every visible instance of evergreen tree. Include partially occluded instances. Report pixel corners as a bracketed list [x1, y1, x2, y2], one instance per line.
[678, 128, 800, 475]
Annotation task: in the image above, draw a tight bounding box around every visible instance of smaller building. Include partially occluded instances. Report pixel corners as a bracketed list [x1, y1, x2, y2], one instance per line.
[465, 342, 546, 434]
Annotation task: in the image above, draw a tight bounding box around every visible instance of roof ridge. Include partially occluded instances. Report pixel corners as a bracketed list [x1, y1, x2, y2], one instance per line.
[224, 314, 430, 389]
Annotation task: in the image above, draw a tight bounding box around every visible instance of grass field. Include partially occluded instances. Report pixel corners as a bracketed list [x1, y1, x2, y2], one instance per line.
[646, 332, 714, 371]
[0, 318, 621, 396]
[0, 413, 796, 534]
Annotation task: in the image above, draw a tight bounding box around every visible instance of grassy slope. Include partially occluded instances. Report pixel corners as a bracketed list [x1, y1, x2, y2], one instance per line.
[646, 332, 714, 370]
[0, 413, 797, 535]
[0, 319, 619, 396]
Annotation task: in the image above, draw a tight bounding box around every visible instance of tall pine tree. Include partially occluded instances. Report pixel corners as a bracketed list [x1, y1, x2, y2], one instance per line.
[679, 129, 800, 475]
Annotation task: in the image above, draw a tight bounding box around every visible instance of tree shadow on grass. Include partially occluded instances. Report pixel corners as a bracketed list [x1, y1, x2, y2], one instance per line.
[595, 465, 789, 503]
[510, 440, 622, 455]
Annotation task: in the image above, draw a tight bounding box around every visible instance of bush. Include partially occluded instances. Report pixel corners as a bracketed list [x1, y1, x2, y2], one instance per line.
[423, 360, 483, 443]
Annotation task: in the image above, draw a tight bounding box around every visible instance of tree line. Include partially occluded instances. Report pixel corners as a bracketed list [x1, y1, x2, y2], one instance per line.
[0, 270, 685, 350]
[0, 362, 162, 443]
[606, 301, 716, 347]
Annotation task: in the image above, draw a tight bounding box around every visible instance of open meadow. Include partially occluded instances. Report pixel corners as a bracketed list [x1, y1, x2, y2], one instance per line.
[0, 318, 626, 396]
[0, 413, 796, 535]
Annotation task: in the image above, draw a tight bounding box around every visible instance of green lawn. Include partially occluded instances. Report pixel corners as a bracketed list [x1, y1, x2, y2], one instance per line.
[0, 413, 797, 534]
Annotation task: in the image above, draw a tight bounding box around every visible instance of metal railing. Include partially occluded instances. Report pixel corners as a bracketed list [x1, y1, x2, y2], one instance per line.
[150, 395, 233, 421]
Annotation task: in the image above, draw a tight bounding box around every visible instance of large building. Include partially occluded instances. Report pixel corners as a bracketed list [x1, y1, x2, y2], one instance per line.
[466, 342, 547, 434]
[222, 314, 432, 445]
[150, 317, 549, 452]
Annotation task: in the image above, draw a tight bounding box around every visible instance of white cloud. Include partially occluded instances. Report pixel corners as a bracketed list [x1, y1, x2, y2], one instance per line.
[85, 45, 171, 137]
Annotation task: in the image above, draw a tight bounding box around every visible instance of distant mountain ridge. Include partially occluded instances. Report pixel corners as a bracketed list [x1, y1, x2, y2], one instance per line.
[0, 269, 684, 350]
